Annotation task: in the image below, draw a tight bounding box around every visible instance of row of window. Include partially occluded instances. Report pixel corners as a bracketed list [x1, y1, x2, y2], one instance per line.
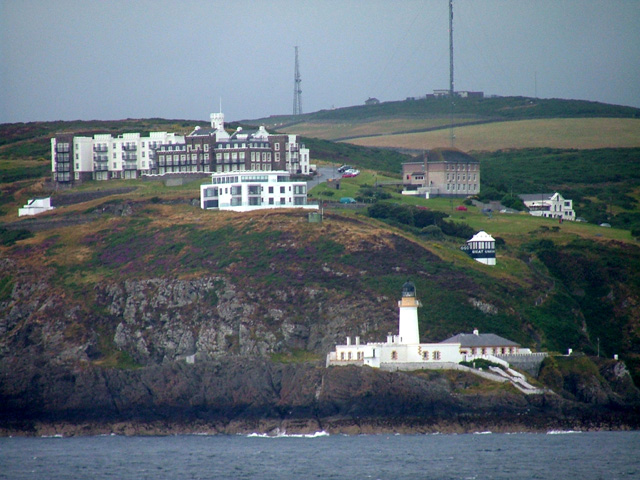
[446, 183, 478, 191]
[447, 173, 477, 181]
[446, 163, 478, 171]
[204, 185, 304, 196]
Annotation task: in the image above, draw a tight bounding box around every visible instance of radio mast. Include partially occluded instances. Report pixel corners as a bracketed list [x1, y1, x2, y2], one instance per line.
[449, 0, 455, 147]
[293, 46, 303, 115]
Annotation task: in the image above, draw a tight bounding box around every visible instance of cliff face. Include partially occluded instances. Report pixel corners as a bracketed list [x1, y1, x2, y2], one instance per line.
[1, 205, 639, 434]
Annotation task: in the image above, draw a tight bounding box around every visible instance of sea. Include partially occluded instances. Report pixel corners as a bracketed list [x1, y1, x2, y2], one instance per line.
[1, 430, 638, 479]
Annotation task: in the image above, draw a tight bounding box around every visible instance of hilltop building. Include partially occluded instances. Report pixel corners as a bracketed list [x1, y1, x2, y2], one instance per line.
[51, 112, 310, 185]
[200, 170, 318, 212]
[461, 231, 496, 265]
[519, 193, 575, 221]
[402, 148, 480, 197]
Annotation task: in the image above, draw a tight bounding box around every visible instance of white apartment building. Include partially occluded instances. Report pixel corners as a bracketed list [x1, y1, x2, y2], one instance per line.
[51, 132, 184, 184]
[199, 170, 318, 212]
[519, 192, 575, 221]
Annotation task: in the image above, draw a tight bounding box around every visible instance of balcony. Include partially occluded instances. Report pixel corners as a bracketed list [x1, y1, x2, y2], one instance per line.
[56, 144, 70, 153]
[94, 164, 108, 171]
[93, 154, 108, 162]
[55, 163, 71, 172]
[123, 144, 137, 151]
[122, 153, 137, 161]
[93, 145, 108, 152]
[123, 162, 138, 171]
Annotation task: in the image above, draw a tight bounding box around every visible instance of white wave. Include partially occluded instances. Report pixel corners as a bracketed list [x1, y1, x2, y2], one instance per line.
[473, 431, 492, 435]
[546, 430, 582, 435]
[247, 430, 329, 438]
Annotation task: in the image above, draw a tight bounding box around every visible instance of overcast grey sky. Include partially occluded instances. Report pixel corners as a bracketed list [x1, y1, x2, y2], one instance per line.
[1, 0, 639, 124]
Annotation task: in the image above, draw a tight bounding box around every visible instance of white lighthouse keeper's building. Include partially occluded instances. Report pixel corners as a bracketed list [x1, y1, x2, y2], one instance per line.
[327, 281, 462, 369]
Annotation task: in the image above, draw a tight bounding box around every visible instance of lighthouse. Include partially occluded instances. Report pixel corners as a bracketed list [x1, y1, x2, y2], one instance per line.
[398, 281, 421, 344]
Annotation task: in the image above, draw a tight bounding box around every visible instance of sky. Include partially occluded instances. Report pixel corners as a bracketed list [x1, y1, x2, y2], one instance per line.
[1, 0, 639, 124]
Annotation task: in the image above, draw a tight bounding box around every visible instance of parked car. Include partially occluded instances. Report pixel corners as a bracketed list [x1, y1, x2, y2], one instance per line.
[455, 205, 468, 211]
[342, 173, 357, 178]
[339, 197, 357, 204]
[599, 223, 611, 228]
[576, 217, 587, 222]
[337, 165, 352, 173]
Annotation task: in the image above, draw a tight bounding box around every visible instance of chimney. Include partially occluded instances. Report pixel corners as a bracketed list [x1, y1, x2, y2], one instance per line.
[346, 337, 351, 346]
[473, 328, 479, 335]
[355, 336, 360, 346]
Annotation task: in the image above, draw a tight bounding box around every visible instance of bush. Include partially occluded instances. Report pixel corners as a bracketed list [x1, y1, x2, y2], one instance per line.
[0, 227, 33, 246]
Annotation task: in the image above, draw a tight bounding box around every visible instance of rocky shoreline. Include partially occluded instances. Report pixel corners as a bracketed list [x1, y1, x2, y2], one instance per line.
[2, 359, 639, 438]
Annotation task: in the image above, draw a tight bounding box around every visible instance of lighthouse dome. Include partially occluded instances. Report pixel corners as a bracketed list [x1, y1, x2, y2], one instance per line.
[401, 281, 416, 297]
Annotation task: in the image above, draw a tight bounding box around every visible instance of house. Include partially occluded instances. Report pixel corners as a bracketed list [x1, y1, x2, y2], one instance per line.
[199, 170, 318, 212]
[327, 281, 463, 368]
[402, 148, 480, 197]
[364, 97, 380, 105]
[18, 197, 54, 217]
[519, 192, 575, 221]
[51, 111, 311, 185]
[440, 330, 522, 357]
[460, 231, 496, 265]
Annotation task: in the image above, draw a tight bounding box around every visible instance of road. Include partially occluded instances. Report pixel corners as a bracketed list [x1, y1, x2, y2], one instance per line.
[306, 165, 342, 191]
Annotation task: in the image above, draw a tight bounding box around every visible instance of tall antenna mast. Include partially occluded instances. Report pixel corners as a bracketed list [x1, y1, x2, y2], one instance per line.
[449, 0, 454, 98]
[449, 0, 455, 147]
[293, 46, 303, 115]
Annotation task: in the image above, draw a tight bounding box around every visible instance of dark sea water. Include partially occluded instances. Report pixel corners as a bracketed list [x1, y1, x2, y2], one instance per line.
[1, 431, 638, 479]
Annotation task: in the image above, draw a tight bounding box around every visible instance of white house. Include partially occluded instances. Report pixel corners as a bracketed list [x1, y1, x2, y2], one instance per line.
[519, 192, 575, 221]
[52, 131, 184, 184]
[18, 197, 54, 217]
[326, 282, 463, 368]
[200, 170, 318, 212]
[461, 231, 496, 266]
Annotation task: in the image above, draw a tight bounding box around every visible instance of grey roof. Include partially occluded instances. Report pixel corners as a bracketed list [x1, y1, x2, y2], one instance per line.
[518, 193, 555, 202]
[440, 332, 520, 347]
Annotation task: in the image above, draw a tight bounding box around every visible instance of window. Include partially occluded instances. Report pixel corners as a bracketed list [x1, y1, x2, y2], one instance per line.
[340, 352, 345, 360]
[269, 186, 274, 194]
[391, 351, 398, 360]
[280, 186, 285, 193]
[432, 351, 441, 360]
[275, 143, 280, 150]
[422, 351, 429, 360]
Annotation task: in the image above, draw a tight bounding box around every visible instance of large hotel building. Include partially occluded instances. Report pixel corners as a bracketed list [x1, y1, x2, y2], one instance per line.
[51, 113, 310, 185]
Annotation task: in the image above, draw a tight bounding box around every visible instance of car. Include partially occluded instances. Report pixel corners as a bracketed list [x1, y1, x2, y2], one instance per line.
[599, 223, 611, 228]
[339, 197, 357, 204]
[576, 217, 587, 223]
[337, 165, 352, 173]
[455, 205, 468, 211]
[342, 173, 357, 178]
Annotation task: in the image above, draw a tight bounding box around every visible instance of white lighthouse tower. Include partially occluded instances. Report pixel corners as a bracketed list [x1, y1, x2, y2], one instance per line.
[398, 281, 421, 344]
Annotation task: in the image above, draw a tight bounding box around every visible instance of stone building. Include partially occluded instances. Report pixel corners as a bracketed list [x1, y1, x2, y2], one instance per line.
[402, 148, 480, 197]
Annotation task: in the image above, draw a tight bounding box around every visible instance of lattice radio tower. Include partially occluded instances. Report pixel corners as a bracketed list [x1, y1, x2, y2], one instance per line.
[293, 46, 303, 115]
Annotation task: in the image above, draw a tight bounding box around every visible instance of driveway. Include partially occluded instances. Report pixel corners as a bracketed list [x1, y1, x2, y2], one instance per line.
[307, 165, 343, 191]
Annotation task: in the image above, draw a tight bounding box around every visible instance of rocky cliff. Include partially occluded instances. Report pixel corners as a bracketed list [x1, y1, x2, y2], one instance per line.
[1, 203, 639, 435]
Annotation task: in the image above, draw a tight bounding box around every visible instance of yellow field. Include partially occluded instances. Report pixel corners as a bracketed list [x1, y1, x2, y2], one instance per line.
[280, 117, 478, 140]
[342, 118, 640, 151]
